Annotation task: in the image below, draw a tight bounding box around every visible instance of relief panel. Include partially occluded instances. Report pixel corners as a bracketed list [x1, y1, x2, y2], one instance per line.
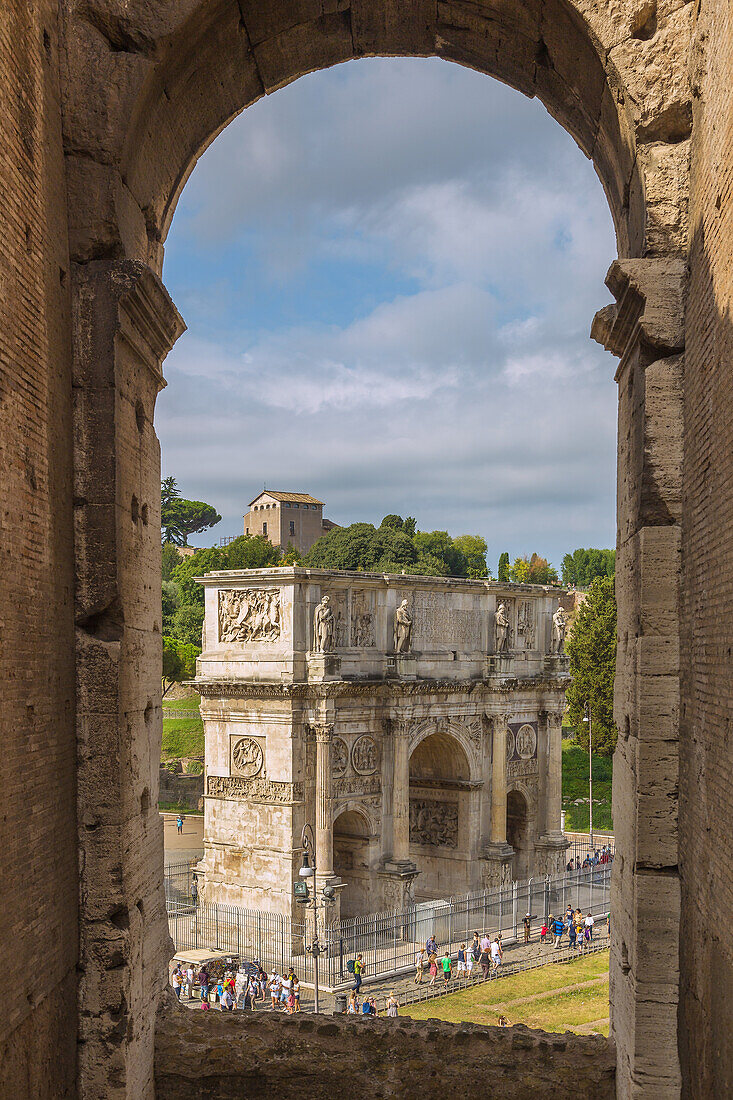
[409, 799, 459, 848]
[219, 588, 281, 643]
[350, 589, 375, 647]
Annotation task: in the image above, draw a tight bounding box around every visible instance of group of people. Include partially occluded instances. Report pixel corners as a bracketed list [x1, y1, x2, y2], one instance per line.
[170, 961, 302, 1012]
[544, 907, 597, 950]
[566, 845, 614, 871]
[414, 931, 504, 985]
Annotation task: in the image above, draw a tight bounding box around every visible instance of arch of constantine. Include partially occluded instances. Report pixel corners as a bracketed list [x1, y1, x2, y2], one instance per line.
[2, 1, 732, 1098]
[195, 569, 569, 918]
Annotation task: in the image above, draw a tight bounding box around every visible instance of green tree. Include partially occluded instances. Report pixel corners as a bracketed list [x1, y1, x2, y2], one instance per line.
[510, 556, 531, 583]
[453, 535, 489, 579]
[160, 477, 221, 546]
[161, 542, 181, 581]
[498, 552, 510, 582]
[566, 575, 617, 756]
[509, 553, 558, 585]
[162, 635, 200, 696]
[561, 547, 615, 587]
[161, 580, 180, 634]
[172, 603, 204, 647]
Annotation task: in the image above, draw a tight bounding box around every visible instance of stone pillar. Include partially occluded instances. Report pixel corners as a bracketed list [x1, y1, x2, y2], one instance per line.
[490, 714, 509, 846]
[392, 719, 411, 862]
[545, 709, 564, 836]
[72, 260, 185, 1099]
[481, 713, 513, 887]
[314, 722, 334, 877]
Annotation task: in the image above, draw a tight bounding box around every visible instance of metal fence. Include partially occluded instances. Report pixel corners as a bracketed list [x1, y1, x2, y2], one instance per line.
[166, 863, 612, 991]
[564, 834, 615, 870]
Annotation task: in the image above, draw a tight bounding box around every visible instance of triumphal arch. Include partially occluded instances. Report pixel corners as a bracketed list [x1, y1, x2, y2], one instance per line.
[194, 569, 569, 919]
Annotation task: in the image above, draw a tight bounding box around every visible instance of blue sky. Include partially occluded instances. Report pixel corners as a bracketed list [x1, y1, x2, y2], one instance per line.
[158, 57, 618, 572]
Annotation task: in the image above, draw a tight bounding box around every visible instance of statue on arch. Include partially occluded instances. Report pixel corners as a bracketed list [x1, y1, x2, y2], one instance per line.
[393, 599, 412, 653]
[495, 602, 510, 653]
[313, 595, 334, 653]
[551, 605, 567, 654]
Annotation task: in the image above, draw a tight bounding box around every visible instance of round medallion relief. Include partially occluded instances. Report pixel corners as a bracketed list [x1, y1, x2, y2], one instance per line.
[332, 737, 349, 777]
[351, 734, 380, 775]
[231, 736, 264, 777]
[505, 728, 516, 760]
[515, 723, 537, 759]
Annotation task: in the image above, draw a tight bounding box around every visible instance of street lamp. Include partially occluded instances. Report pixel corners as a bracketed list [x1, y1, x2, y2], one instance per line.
[583, 701, 594, 849]
[295, 823, 343, 1013]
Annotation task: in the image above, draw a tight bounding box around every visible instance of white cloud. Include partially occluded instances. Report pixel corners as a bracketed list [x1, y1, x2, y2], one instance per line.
[159, 57, 619, 567]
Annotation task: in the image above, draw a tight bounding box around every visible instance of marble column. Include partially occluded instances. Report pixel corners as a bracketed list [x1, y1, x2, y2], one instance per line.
[545, 709, 564, 836]
[490, 714, 509, 845]
[392, 719, 411, 862]
[315, 723, 334, 876]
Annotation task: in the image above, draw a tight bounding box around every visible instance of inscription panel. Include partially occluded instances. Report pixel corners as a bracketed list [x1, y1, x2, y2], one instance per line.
[397, 590, 482, 650]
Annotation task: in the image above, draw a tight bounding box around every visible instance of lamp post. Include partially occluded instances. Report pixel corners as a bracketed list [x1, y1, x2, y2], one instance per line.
[583, 701, 594, 849]
[297, 822, 343, 1014]
[297, 823, 321, 1013]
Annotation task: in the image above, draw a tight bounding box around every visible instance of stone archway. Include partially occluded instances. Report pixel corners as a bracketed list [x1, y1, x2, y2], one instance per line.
[409, 731, 475, 899]
[506, 789, 531, 882]
[333, 807, 374, 919]
[57, 3, 694, 1096]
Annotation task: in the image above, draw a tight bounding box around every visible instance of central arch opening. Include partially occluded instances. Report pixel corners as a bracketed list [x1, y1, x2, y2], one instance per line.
[409, 731, 473, 900]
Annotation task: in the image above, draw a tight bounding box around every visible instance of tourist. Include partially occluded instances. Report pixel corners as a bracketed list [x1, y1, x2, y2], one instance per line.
[456, 943, 467, 976]
[565, 904, 573, 925]
[442, 951, 452, 982]
[247, 977, 259, 1010]
[568, 920, 577, 951]
[171, 965, 182, 999]
[368, 997, 377, 1015]
[479, 940, 491, 981]
[221, 986, 234, 1011]
[491, 936, 502, 974]
[553, 914, 564, 949]
[292, 975, 301, 1012]
[415, 947, 426, 983]
[176, 814, 183, 834]
[523, 912, 532, 944]
[190, 877, 198, 908]
[269, 972, 281, 1009]
[540, 921, 548, 944]
[200, 997, 210, 1012]
[426, 933, 437, 957]
[282, 968, 294, 1008]
[361, 996, 372, 1016]
[585, 912, 595, 941]
[471, 932, 481, 967]
[576, 916, 586, 951]
[353, 954, 365, 994]
[185, 964, 195, 1000]
[428, 953, 439, 986]
[387, 992, 399, 1017]
[215, 977, 224, 1006]
[198, 966, 210, 1003]
[347, 990, 359, 1014]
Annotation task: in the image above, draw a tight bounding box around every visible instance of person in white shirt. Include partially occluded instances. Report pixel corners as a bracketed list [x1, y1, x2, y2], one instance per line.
[185, 965, 195, 1000]
[171, 966, 182, 999]
[269, 972, 281, 1009]
[584, 912, 595, 941]
[490, 938, 502, 973]
[415, 948, 426, 984]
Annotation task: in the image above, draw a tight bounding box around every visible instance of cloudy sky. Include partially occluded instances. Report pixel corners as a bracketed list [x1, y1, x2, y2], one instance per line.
[159, 57, 618, 572]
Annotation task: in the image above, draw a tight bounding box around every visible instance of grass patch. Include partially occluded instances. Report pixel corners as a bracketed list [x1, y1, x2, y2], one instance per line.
[162, 693, 201, 710]
[161, 718, 204, 759]
[562, 741, 613, 832]
[404, 954, 609, 1036]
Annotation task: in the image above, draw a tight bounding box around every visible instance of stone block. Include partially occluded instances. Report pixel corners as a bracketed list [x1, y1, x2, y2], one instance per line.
[352, 0, 436, 55]
[252, 11, 354, 93]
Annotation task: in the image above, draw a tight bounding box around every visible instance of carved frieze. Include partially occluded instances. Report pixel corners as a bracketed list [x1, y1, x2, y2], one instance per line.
[230, 736, 264, 777]
[332, 737, 349, 777]
[352, 734, 380, 774]
[397, 589, 482, 650]
[351, 590, 375, 647]
[515, 723, 537, 759]
[333, 775, 382, 798]
[207, 775, 303, 803]
[219, 588, 281, 643]
[507, 757, 539, 778]
[409, 799, 459, 848]
[517, 600, 535, 648]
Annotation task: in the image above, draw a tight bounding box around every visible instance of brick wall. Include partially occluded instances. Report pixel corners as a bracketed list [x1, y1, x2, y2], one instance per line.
[680, 2, 733, 1095]
[0, 1, 77, 1094]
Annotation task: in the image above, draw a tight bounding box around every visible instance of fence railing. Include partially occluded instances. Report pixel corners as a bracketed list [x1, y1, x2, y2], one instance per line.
[166, 864, 612, 990]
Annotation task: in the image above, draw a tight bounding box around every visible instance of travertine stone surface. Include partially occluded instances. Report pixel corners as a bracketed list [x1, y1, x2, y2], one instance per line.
[195, 570, 568, 915]
[4, 0, 732, 1097]
[155, 993, 616, 1099]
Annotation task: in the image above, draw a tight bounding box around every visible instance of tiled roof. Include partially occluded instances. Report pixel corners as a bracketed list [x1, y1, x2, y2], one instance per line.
[249, 490, 324, 506]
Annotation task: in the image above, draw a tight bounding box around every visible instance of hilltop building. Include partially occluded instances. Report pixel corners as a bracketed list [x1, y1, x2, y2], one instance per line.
[244, 490, 338, 554]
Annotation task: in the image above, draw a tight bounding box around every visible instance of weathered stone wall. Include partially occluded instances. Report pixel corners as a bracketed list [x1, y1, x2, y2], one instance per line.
[680, 2, 733, 1096]
[0, 2, 78, 1095]
[154, 995, 616, 1099]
